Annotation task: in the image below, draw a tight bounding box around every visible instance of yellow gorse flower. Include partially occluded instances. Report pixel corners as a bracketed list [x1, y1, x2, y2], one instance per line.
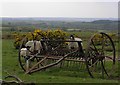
[34, 29, 42, 33]
[13, 29, 68, 49]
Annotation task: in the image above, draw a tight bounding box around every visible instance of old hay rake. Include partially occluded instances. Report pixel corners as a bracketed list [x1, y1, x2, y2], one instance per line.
[18, 32, 116, 78]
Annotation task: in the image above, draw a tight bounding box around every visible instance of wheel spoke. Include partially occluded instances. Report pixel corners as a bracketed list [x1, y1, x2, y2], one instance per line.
[86, 32, 116, 78]
[105, 56, 114, 60]
[18, 34, 43, 72]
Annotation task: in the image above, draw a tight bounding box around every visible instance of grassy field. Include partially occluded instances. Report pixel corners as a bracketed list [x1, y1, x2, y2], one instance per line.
[2, 37, 119, 84]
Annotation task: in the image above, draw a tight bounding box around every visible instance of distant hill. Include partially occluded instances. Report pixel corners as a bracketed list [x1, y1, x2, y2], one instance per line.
[1, 17, 118, 32]
[1, 17, 118, 22]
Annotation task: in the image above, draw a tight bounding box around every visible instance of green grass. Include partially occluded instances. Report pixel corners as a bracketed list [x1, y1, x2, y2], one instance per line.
[2, 39, 119, 83]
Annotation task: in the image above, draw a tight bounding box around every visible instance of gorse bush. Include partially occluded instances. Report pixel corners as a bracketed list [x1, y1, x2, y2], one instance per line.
[13, 29, 116, 49]
[92, 33, 116, 45]
[13, 32, 26, 49]
[13, 29, 68, 49]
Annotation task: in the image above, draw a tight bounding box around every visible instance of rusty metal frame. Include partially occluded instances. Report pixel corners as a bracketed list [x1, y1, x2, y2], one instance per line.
[18, 32, 116, 78]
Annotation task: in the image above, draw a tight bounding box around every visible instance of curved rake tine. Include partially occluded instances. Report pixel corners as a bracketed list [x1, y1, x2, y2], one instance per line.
[28, 49, 78, 74]
[5, 75, 23, 83]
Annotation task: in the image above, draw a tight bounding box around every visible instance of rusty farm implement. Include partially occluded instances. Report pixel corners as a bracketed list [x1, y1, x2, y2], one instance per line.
[18, 32, 116, 78]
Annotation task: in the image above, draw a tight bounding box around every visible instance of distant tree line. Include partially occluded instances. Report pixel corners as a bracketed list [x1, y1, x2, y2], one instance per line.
[2, 19, 118, 32]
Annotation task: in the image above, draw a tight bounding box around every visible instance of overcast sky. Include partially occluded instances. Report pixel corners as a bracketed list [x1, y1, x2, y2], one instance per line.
[1, 0, 119, 18]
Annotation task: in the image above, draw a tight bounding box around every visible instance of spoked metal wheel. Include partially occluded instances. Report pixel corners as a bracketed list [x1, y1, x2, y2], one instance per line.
[85, 32, 116, 78]
[18, 35, 42, 72]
